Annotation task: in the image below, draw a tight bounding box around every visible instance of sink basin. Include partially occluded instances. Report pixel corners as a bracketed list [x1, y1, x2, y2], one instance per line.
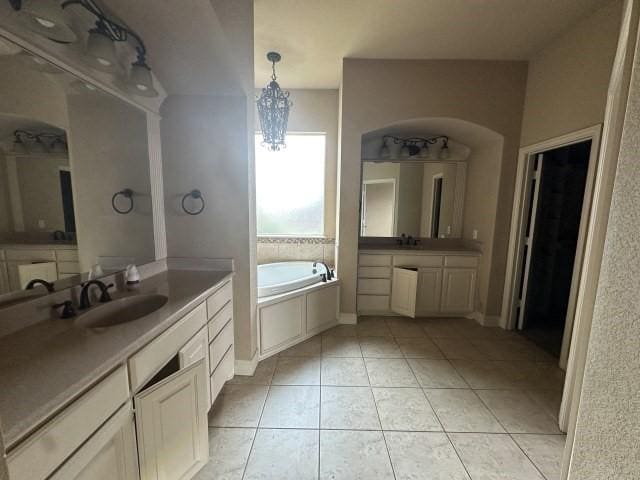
[75, 294, 168, 329]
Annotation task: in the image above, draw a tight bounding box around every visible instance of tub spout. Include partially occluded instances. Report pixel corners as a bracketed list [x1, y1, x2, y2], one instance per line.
[313, 261, 334, 280]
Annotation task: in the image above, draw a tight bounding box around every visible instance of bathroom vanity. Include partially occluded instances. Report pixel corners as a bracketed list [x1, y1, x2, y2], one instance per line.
[357, 245, 480, 317]
[0, 268, 234, 480]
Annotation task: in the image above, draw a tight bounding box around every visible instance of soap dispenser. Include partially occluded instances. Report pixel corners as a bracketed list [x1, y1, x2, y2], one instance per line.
[125, 264, 141, 290]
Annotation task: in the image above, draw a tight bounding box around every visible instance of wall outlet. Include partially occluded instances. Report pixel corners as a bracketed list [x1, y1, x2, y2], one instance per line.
[472, 229, 478, 240]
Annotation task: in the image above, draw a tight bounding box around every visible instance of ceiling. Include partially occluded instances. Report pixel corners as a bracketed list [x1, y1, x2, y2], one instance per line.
[254, 0, 610, 89]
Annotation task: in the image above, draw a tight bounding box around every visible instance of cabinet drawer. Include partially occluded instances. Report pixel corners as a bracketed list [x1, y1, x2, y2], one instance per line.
[357, 294, 390, 312]
[55, 250, 79, 262]
[358, 278, 391, 295]
[7, 366, 129, 480]
[207, 280, 232, 319]
[208, 301, 233, 342]
[393, 255, 443, 268]
[57, 261, 81, 274]
[5, 249, 56, 261]
[358, 266, 391, 279]
[209, 320, 234, 371]
[358, 254, 392, 266]
[444, 255, 479, 268]
[129, 303, 207, 391]
[211, 345, 234, 402]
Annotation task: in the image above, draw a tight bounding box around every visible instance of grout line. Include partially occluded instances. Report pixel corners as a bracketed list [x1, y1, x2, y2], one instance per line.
[239, 376, 271, 480]
[444, 431, 474, 479]
[318, 348, 322, 480]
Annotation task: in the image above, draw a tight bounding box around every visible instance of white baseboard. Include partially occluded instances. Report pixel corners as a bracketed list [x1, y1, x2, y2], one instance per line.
[467, 311, 502, 327]
[339, 312, 358, 325]
[234, 352, 259, 376]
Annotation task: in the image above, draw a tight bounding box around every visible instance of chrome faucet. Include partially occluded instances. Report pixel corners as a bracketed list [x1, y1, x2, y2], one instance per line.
[25, 278, 55, 293]
[79, 280, 114, 310]
[313, 261, 334, 281]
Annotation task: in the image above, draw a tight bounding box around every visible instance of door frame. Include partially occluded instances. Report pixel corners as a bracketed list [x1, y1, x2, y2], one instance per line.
[502, 125, 602, 362]
[361, 177, 398, 236]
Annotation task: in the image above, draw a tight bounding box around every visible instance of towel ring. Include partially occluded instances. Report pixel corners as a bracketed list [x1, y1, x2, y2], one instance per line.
[111, 189, 134, 214]
[182, 189, 205, 215]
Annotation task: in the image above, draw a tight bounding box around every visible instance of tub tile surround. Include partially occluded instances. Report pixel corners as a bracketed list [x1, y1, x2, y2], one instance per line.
[0, 259, 234, 449]
[203, 316, 566, 480]
[257, 237, 336, 266]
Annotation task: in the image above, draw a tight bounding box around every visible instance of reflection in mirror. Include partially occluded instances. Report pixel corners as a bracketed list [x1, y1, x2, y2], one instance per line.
[0, 38, 155, 304]
[360, 161, 466, 239]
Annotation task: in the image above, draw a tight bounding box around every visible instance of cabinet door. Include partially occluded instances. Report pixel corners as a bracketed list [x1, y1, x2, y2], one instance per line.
[416, 268, 442, 314]
[441, 268, 476, 313]
[135, 360, 209, 480]
[390, 267, 418, 318]
[51, 404, 139, 480]
[179, 327, 210, 406]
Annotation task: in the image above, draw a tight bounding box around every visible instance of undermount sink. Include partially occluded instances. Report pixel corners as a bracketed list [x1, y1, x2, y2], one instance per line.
[75, 294, 168, 329]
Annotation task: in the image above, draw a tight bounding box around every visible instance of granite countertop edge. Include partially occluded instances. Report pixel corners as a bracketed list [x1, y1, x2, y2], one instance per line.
[0, 268, 233, 451]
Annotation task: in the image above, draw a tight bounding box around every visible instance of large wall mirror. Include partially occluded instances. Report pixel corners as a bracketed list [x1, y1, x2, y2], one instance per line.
[0, 37, 155, 304]
[359, 131, 470, 240]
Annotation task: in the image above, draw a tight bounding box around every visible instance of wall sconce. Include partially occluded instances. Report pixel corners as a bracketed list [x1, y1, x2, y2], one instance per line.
[7, 0, 158, 97]
[379, 135, 449, 159]
[10, 130, 67, 155]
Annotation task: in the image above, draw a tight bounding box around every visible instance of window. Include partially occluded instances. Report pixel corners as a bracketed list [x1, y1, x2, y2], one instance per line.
[255, 133, 326, 236]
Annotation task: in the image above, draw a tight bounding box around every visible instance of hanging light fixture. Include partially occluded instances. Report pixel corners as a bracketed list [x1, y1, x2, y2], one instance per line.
[418, 142, 430, 158]
[257, 52, 292, 151]
[49, 137, 68, 153]
[439, 138, 450, 159]
[10, 130, 66, 155]
[379, 138, 391, 159]
[8, 0, 78, 43]
[85, 28, 118, 73]
[10, 136, 28, 155]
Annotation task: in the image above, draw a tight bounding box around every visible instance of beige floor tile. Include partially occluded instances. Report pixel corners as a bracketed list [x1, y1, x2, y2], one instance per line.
[359, 336, 403, 358]
[386, 319, 429, 337]
[385, 432, 470, 480]
[272, 356, 320, 385]
[227, 357, 277, 386]
[244, 429, 319, 480]
[424, 389, 504, 433]
[320, 430, 395, 480]
[259, 385, 320, 428]
[320, 386, 381, 430]
[194, 428, 255, 480]
[322, 324, 357, 337]
[396, 337, 445, 359]
[475, 390, 562, 434]
[449, 433, 544, 480]
[423, 319, 464, 338]
[450, 360, 518, 389]
[501, 362, 565, 391]
[512, 434, 566, 480]
[209, 384, 269, 427]
[525, 389, 563, 420]
[408, 359, 468, 388]
[433, 337, 488, 360]
[356, 318, 393, 337]
[365, 358, 419, 387]
[373, 388, 441, 431]
[322, 335, 362, 357]
[321, 357, 369, 386]
[278, 336, 322, 357]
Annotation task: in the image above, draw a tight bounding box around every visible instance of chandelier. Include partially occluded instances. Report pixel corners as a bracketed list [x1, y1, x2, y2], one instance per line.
[257, 52, 292, 151]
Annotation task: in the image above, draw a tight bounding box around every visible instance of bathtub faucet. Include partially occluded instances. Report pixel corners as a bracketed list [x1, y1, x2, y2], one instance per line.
[313, 261, 334, 281]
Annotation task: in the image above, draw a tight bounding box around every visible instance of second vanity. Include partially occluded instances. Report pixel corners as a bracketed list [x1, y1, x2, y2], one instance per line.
[358, 241, 481, 317]
[0, 267, 235, 480]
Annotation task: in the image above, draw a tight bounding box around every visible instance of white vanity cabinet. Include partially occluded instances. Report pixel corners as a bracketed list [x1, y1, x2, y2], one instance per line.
[358, 250, 479, 317]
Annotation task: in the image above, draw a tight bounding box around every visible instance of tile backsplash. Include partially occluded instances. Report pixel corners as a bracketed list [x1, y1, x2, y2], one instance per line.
[257, 237, 335, 266]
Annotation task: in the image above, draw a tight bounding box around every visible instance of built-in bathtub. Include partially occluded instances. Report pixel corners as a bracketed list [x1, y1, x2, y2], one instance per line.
[257, 261, 339, 359]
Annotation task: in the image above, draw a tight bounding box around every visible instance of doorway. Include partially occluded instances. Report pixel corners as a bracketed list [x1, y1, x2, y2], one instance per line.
[360, 179, 396, 236]
[517, 141, 591, 358]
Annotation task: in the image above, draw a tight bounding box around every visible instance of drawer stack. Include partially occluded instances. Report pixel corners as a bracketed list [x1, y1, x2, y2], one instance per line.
[206, 280, 234, 404]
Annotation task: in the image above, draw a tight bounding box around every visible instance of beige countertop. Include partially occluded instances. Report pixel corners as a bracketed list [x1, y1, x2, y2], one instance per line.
[359, 245, 481, 255]
[0, 268, 232, 451]
[0, 243, 78, 249]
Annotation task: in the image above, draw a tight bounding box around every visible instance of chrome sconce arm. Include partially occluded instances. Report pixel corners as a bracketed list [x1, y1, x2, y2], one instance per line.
[381, 134, 449, 158]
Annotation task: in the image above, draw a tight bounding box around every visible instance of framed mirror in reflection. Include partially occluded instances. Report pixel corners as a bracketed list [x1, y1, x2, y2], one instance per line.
[0, 39, 155, 306]
[360, 160, 466, 239]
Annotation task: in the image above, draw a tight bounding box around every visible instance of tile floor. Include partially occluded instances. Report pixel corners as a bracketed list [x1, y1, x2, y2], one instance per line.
[196, 316, 567, 480]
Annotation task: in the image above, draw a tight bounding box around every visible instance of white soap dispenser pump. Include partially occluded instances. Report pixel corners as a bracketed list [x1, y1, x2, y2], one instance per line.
[125, 264, 141, 290]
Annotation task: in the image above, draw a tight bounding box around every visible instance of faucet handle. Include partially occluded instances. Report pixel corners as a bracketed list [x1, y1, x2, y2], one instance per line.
[99, 283, 115, 303]
[53, 300, 76, 319]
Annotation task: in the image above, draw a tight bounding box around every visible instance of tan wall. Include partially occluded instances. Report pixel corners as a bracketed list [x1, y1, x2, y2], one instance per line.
[338, 59, 528, 317]
[16, 155, 69, 232]
[568, 21, 640, 476]
[0, 150, 11, 232]
[161, 94, 256, 361]
[520, 0, 622, 146]
[67, 93, 155, 271]
[256, 89, 339, 238]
